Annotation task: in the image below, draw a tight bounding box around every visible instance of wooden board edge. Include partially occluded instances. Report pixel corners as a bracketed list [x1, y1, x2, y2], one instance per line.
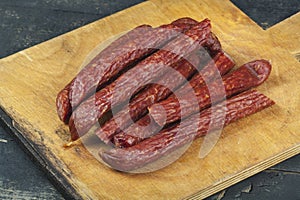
[3, 97, 299, 200]
[185, 145, 300, 199]
[0, 2, 152, 198]
[1, 1, 299, 199]
[266, 11, 300, 33]
[0, 107, 83, 200]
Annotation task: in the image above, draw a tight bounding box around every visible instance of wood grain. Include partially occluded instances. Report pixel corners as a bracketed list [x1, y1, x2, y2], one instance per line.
[0, 0, 299, 199]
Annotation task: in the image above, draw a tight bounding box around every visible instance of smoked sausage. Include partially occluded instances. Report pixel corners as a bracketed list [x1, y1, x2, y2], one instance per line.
[149, 60, 272, 126]
[100, 90, 275, 171]
[56, 18, 198, 124]
[69, 19, 213, 140]
[101, 51, 235, 145]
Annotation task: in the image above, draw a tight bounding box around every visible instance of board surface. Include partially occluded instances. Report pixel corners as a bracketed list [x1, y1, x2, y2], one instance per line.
[0, 0, 299, 199]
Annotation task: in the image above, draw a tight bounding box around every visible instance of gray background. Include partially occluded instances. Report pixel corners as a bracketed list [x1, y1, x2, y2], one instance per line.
[0, 0, 299, 199]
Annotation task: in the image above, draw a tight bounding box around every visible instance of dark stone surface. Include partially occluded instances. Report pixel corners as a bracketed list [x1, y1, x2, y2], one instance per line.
[207, 170, 300, 200]
[0, 125, 64, 199]
[231, 0, 300, 29]
[0, 0, 299, 199]
[0, 0, 144, 58]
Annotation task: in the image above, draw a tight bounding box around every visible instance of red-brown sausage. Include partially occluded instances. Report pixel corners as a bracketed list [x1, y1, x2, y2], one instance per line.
[69, 19, 213, 141]
[96, 51, 203, 144]
[105, 51, 235, 146]
[99, 90, 275, 171]
[149, 60, 272, 127]
[56, 18, 198, 124]
[113, 115, 158, 148]
[69, 20, 199, 111]
[56, 24, 152, 123]
[171, 17, 200, 27]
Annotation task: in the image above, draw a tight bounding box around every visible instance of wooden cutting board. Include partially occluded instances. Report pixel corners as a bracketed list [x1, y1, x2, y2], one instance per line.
[0, 0, 299, 199]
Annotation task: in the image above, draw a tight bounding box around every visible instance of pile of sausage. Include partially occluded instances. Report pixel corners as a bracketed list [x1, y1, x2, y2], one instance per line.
[56, 18, 274, 171]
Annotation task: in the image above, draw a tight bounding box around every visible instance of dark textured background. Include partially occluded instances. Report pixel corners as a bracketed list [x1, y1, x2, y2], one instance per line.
[0, 0, 299, 199]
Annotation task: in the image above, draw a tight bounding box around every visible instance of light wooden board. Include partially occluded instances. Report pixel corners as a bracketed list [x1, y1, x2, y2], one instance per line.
[0, 0, 299, 199]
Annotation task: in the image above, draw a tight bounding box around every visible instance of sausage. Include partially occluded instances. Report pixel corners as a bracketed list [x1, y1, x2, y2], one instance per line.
[56, 82, 72, 123]
[177, 51, 235, 95]
[96, 51, 203, 144]
[69, 19, 214, 141]
[56, 18, 197, 124]
[97, 32, 224, 144]
[171, 18, 222, 53]
[113, 114, 159, 148]
[170, 17, 200, 31]
[99, 90, 275, 171]
[56, 24, 152, 123]
[149, 60, 272, 127]
[171, 17, 200, 26]
[68, 20, 199, 112]
[172, 18, 221, 55]
[110, 51, 236, 147]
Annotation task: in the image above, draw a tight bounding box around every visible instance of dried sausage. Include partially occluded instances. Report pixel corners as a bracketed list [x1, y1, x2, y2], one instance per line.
[96, 52, 202, 143]
[56, 24, 152, 123]
[109, 51, 236, 147]
[99, 90, 275, 171]
[69, 20, 198, 112]
[113, 115, 158, 148]
[69, 19, 213, 140]
[149, 60, 272, 126]
[69, 19, 212, 140]
[56, 19, 197, 124]
[97, 37, 224, 144]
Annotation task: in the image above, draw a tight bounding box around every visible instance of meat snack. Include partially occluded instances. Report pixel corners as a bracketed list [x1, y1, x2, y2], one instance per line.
[69, 19, 215, 141]
[96, 51, 203, 143]
[99, 90, 275, 171]
[113, 114, 159, 148]
[99, 51, 235, 145]
[112, 59, 271, 148]
[56, 18, 198, 124]
[149, 59, 272, 127]
[56, 24, 152, 123]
